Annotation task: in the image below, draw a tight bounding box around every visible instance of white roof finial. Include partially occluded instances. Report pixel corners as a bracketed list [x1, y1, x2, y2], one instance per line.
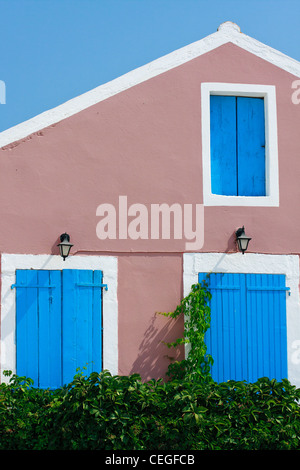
[217, 21, 241, 33]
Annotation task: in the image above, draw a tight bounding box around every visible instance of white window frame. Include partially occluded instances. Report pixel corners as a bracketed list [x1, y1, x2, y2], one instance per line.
[183, 252, 300, 388]
[0, 254, 118, 383]
[201, 83, 279, 207]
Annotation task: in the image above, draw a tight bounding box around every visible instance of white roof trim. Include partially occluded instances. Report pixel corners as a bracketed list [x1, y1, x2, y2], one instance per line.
[1, 21, 300, 149]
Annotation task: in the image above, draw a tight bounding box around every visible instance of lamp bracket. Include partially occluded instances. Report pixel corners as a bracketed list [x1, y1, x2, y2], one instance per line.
[235, 226, 245, 237]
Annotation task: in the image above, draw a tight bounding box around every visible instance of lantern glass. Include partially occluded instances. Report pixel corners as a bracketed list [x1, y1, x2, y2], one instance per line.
[236, 226, 251, 254]
[57, 233, 73, 260]
[238, 236, 249, 253]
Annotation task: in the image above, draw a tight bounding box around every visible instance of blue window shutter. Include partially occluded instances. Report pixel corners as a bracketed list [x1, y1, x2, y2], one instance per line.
[198, 272, 288, 383]
[210, 95, 238, 195]
[62, 269, 103, 385]
[16, 270, 62, 388]
[16, 269, 103, 389]
[246, 274, 288, 382]
[199, 273, 247, 382]
[237, 97, 266, 196]
[210, 95, 266, 197]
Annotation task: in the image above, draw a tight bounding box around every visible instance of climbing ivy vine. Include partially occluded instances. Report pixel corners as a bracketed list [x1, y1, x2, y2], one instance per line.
[159, 278, 214, 383]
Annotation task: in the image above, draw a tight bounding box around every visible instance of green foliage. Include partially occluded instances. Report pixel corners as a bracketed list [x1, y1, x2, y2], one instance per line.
[0, 370, 299, 450]
[0, 370, 64, 450]
[158, 279, 214, 382]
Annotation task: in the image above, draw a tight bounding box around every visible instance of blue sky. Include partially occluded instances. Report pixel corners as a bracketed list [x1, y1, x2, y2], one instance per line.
[0, 0, 300, 132]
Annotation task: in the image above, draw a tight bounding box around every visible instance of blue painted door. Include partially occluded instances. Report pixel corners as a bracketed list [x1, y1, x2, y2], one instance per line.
[198, 273, 288, 383]
[210, 95, 265, 196]
[15, 269, 103, 388]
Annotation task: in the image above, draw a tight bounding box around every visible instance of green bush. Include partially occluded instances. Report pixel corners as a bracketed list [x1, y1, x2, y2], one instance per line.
[0, 371, 64, 450]
[0, 369, 299, 450]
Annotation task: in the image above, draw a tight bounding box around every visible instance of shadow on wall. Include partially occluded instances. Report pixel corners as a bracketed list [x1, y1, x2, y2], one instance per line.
[130, 312, 184, 382]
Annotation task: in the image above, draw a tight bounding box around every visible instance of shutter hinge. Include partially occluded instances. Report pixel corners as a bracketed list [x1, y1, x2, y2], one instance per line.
[76, 283, 108, 291]
[11, 284, 56, 290]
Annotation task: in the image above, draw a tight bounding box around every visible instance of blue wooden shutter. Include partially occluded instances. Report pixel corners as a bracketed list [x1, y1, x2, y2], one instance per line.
[237, 97, 266, 196]
[15, 269, 104, 389]
[15, 270, 62, 388]
[62, 269, 103, 385]
[210, 95, 237, 196]
[210, 95, 266, 196]
[198, 272, 288, 383]
[199, 272, 247, 382]
[246, 274, 288, 382]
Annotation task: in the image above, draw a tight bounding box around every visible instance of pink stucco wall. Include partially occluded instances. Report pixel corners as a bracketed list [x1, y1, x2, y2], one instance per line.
[118, 254, 184, 380]
[1, 43, 300, 378]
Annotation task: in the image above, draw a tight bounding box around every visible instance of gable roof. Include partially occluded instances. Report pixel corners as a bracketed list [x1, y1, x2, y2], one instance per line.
[1, 21, 300, 149]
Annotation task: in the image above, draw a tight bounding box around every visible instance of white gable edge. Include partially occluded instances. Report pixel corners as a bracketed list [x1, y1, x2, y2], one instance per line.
[1, 22, 300, 149]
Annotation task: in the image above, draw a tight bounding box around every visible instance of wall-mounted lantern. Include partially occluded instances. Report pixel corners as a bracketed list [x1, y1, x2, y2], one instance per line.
[57, 233, 73, 260]
[235, 226, 251, 254]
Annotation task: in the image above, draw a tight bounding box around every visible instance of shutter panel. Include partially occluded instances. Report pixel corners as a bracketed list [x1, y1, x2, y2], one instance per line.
[62, 269, 103, 385]
[199, 272, 288, 383]
[246, 274, 288, 382]
[210, 95, 238, 196]
[237, 97, 266, 196]
[199, 273, 247, 382]
[15, 270, 62, 388]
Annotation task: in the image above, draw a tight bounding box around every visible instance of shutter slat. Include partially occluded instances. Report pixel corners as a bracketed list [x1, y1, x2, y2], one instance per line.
[92, 270, 103, 373]
[62, 269, 78, 385]
[16, 270, 39, 385]
[38, 270, 62, 389]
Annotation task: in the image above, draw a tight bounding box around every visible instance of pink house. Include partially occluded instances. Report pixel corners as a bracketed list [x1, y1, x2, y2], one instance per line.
[1, 21, 300, 388]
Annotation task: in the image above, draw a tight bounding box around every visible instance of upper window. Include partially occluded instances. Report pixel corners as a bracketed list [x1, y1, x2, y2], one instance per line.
[210, 95, 265, 197]
[201, 83, 279, 207]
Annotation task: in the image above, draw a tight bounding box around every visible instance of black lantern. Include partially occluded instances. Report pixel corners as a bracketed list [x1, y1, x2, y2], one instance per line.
[57, 233, 73, 260]
[235, 226, 251, 254]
